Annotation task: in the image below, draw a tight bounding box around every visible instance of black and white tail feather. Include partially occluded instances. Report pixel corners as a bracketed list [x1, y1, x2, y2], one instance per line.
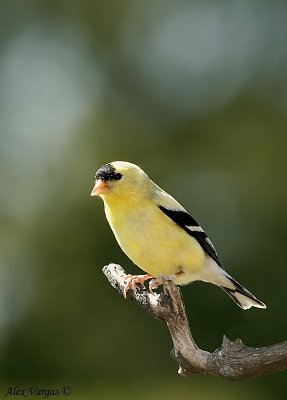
[158, 203, 266, 310]
[221, 275, 266, 310]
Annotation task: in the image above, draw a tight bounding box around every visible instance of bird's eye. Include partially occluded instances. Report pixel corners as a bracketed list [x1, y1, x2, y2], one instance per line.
[114, 173, 122, 180]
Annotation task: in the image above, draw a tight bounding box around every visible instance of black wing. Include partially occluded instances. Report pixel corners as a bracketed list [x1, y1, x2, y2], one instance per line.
[158, 205, 223, 268]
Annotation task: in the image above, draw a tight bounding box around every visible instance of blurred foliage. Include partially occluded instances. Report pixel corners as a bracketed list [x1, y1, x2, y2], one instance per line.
[0, 0, 287, 399]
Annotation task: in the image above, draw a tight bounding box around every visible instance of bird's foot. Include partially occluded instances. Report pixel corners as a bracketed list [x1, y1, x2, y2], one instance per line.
[123, 274, 153, 298]
[149, 274, 177, 292]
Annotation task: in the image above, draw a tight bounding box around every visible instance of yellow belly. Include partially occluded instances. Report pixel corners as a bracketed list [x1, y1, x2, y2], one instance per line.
[104, 201, 205, 278]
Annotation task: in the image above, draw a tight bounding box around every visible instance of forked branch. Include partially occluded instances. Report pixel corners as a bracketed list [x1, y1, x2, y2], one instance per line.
[102, 263, 287, 379]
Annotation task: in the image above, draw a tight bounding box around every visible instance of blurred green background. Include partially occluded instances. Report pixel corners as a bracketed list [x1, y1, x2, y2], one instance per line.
[0, 0, 287, 399]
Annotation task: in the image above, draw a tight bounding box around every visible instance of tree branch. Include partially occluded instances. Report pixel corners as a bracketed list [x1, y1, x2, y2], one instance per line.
[102, 263, 287, 380]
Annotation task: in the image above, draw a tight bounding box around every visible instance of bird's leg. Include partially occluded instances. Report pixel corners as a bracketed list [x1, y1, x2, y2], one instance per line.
[123, 274, 154, 298]
[149, 270, 185, 292]
[149, 274, 177, 292]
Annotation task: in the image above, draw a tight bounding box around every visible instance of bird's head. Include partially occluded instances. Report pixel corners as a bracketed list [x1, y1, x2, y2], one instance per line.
[91, 161, 150, 200]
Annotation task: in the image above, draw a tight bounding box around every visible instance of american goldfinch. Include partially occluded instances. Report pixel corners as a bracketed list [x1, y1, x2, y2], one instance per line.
[91, 161, 266, 310]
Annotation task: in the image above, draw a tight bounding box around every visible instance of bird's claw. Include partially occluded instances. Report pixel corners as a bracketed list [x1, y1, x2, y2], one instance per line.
[149, 274, 179, 292]
[123, 274, 153, 298]
[148, 277, 164, 293]
[123, 274, 178, 298]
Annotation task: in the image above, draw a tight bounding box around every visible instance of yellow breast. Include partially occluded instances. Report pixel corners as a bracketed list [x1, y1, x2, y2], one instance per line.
[103, 197, 205, 277]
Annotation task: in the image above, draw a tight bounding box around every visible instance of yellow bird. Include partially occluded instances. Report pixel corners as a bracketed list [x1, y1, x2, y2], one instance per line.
[91, 161, 266, 310]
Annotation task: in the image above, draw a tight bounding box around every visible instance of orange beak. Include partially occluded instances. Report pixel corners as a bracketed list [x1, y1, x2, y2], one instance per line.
[90, 179, 109, 196]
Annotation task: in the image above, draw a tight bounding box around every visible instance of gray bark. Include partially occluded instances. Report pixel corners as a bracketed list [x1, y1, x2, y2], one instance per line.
[102, 263, 287, 380]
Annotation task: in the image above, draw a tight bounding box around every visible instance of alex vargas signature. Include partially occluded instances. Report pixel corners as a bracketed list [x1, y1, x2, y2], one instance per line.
[4, 385, 71, 398]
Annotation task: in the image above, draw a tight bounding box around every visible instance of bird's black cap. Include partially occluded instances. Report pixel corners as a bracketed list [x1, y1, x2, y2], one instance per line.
[95, 163, 122, 181]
